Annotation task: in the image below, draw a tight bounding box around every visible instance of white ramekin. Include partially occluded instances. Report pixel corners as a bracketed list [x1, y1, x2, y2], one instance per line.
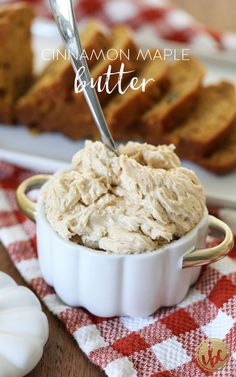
[16, 175, 234, 317]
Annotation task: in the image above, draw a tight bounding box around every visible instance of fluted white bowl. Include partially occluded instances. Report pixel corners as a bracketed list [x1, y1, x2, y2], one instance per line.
[16, 174, 234, 318]
[37, 199, 208, 317]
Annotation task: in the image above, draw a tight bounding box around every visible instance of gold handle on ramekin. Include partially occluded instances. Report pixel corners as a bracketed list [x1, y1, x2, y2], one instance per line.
[16, 174, 51, 223]
[183, 215, 234, 269]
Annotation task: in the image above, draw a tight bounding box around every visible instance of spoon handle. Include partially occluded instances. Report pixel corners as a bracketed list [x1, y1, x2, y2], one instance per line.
[49, 0, 117, 153]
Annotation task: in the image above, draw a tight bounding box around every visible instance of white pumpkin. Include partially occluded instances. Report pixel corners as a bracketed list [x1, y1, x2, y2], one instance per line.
[0, 272, 49, 377]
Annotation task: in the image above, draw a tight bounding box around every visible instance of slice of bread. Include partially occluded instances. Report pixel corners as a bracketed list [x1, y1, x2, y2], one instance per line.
[164, 82, 236, 156]
[16, 20, 110, 130]
[17, 24, 139, 139]
[141, 58, 205, 142]
[0, 3, 34, 123]
[104, 55, 169, 140]
[196, 121, 236, 175]
[37, 25, 139, 137]
[89, 25, 139, 105]
[61, 26, 139, 140]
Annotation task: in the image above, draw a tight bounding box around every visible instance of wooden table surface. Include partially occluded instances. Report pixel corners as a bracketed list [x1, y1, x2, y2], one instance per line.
[1, 1, 235, 376]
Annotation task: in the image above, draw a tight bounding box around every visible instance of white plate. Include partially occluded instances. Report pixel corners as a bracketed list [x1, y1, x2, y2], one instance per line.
[0, 19, 236, 207]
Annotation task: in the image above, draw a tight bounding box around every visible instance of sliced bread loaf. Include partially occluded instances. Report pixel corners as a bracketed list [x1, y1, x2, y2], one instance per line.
[59, 26, 139, 140]
[0, 3, 34, 123]
[104, 54, 169, 140]
[141, 58, 205, 142]
[17, 24, 139, 139]
[164, 82, 236, 156]
[16, 20, 110, 131]
[196, 121, 236, 175]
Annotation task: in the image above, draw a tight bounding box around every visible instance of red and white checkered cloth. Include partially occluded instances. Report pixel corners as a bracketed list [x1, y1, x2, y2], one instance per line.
[1, 0, 236, 375]
[0, 161, 236, 376]
[7, 0, 236, 53]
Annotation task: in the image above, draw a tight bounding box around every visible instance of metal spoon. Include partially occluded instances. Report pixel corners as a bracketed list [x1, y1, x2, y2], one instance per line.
[49, 0, 117, 154]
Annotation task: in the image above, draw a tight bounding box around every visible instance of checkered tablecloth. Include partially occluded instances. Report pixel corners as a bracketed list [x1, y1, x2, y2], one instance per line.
[0, 161, 236, 376]
[7, 0, 236, 53]
[1, 0, 236, 375]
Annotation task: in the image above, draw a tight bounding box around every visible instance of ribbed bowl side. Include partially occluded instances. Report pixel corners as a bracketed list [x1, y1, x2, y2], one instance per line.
[37, 204, 209, 317]
[37, 212, 54, 286]
[75, 252, 124, 317]
[120, 251, 168, 317]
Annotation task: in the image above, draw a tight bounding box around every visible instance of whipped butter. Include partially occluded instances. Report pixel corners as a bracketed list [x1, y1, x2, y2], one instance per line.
[42, 141, 205, 254]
